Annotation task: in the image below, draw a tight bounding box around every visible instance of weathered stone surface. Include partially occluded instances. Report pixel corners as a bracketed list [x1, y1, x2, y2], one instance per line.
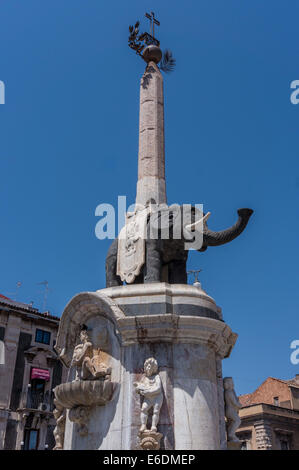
[139, 430, 163, 450]
[57, 284, 237, 450]
[134, 358, 163, 435]
[99, 282, 223, 320]
[136, 61, 166, 205]
[224, 377, 242, 443]
[216, 358, 227, 450]
[116, 208, 148, 284]
[54, 379, 114, 408]
[254, 420, 273, 450]
[173, 378, 220, 450]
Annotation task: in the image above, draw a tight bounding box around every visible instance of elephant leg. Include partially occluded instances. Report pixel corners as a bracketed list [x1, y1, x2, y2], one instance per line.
[144, 238, 162, 283]
[105, 238, 122, 287]
[168, 259, 188, 284]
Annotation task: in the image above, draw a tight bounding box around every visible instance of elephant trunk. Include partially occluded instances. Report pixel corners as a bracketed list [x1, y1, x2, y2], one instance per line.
[203, 208, 253, 247]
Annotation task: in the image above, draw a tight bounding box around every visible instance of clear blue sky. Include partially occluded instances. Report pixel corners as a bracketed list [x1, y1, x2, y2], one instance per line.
[0, 0, 298, 395]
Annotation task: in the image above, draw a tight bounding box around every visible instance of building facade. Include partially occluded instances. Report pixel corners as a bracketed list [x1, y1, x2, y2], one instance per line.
[237, 376, 299, 450]
[0, 294, 67, 450]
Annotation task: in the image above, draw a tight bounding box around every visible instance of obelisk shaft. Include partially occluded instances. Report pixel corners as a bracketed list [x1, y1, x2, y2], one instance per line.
[136, 61, 167, 206]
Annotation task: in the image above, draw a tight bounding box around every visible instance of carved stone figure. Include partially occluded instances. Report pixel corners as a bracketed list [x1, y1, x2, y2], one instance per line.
[117, 207, 148, 284]
[53, 399, 66, 450]
[139, 432, 163, 450]
[106, 205, 253, 287]
[224, 377, 242, 443]
[69, 405, 91, 437]
[134, 357, 163, 433]
[53, 325, 114, 440]
[71, 325, 110, 381]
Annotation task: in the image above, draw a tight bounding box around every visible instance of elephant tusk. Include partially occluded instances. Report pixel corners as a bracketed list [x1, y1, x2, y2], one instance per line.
[184, 212, 211, 232]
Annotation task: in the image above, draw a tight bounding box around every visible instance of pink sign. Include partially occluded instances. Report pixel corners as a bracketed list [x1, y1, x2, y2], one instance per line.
[31, 368, 50, 381]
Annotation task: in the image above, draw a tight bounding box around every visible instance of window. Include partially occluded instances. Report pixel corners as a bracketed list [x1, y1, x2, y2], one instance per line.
[241, 441, 248, 450]
[24, 429, 39, 450]
[273, 396, 279, 406]
[35, 329, 50, 345]
[27, 378, 45, 408]
[280, 440, 290, 450]
[275, 430, 292, 450]
[31, 378, 45, 395]
[237, 432, 252, 450]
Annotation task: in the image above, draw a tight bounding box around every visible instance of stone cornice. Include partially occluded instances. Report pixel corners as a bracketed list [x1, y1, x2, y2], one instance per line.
[117, 314, 237, 358]
[99, 283, 217, 305]
[56, 289, 236, 365]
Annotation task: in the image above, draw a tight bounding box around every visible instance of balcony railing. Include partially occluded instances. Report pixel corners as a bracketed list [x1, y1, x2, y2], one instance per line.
[25, 389, 54, 411]
[26, 389, 44, 409]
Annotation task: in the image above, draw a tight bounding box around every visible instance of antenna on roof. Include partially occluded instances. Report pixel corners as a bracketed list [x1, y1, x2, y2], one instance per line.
[6, 281, 22, 301]
[37, 280, 51, 312]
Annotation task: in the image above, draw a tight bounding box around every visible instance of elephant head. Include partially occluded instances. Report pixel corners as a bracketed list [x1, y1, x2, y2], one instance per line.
[184, 208, 253, 251]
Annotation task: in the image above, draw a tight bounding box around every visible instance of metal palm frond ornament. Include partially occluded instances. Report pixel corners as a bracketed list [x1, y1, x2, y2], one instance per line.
[160, 49, 176, 73]
[128, 12, 176, 73]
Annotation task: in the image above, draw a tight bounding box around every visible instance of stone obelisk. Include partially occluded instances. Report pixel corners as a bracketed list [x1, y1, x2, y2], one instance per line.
[136, 60, 166, 206]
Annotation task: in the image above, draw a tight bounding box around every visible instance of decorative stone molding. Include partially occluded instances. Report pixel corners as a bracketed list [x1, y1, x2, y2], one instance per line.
[56, 289, 235, 361]
[54, 378, 114, 408]
[117, 208, 148, 284]
[210, 326, 238, 359]
[254, 420, 273, 450]
[139, 430, 163, 450]
[118, 314, 237, 358]
[24, 346, 57, 366]
[69, 406, 91, 437]
[99, 282, 220, 318]
[55, 292, 125, 367]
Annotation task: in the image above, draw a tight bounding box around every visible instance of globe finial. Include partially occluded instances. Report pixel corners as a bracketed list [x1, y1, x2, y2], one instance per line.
[128, 13, 175, 72]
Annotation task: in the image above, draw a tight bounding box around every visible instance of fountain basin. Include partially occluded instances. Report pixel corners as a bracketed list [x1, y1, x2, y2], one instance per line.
[54, 379, 114, 408]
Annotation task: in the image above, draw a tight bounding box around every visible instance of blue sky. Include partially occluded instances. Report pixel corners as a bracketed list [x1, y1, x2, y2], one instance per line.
[0, 0, 298, 395]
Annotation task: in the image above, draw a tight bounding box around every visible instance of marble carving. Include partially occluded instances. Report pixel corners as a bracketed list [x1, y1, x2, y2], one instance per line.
[223, 377, 242, 443]
[53, 399, 66, 450]
[134, 357, 163, 433]
[134, 357, 163, 450]
[53, 325, 114, 448]
[117, 207, 148, 284]
[71, 325, 110, 380]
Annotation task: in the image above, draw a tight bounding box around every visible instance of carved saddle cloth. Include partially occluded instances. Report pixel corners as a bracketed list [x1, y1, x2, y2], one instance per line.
[117, 207, 149, 284]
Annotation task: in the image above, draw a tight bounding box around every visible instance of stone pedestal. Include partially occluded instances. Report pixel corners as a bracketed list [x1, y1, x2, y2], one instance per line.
[55, 283, 237, 450]
[227, 440, 242, 450]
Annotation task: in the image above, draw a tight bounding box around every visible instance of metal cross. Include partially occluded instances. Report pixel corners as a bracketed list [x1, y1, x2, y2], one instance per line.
[145, 12, 160, 39]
